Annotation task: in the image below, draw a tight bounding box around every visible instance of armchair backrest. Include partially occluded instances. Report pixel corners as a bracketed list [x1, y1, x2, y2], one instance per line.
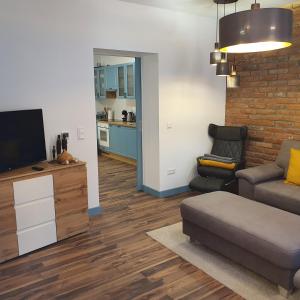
[209, 124, 248, 162]
[276, 140, 300, 177]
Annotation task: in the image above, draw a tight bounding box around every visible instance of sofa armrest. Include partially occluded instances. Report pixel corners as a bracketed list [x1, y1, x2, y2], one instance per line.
[236, 163, 284, 185]
[294, 269, 300, 289]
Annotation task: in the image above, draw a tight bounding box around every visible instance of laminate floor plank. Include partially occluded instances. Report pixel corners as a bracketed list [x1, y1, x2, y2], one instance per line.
[0, 156, 243, 300]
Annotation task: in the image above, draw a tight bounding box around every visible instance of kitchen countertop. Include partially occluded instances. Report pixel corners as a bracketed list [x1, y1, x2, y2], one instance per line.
[97, 120, 136, 128]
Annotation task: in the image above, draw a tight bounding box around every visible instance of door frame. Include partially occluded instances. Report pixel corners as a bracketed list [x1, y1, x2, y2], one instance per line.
[135, 57, 143, 190]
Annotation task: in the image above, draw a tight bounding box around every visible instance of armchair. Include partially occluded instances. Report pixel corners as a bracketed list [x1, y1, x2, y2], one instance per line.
[190, 123, 248, 193]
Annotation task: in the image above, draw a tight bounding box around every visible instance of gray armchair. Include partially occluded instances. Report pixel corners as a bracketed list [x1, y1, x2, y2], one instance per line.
[236, 140, 300, 215]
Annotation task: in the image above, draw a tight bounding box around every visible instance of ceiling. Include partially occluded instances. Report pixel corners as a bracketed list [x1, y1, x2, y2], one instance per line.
[119, 0, 297, 17]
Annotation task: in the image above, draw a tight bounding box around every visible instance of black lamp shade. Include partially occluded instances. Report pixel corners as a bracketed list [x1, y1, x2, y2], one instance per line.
[210, 51, 222, 65]
[210, 42, 222, 65]
[216, 53, 229, 76]
[216, 62, 230, 76]
[219, 8, 293, 53]
[227, 75, 240, 88]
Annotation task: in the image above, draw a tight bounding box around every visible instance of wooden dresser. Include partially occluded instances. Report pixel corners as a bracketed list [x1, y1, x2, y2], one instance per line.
[0, 162, 89, 263]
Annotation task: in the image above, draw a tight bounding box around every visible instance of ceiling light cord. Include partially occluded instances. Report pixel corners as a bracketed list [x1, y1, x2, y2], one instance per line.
[216, 3, 219, 41]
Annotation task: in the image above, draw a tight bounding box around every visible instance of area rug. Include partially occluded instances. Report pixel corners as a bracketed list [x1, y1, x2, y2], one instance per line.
[147, 222, 300, 300]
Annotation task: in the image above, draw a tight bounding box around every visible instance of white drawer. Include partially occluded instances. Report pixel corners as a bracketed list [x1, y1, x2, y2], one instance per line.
[15, 197, 55, 231]
[17, 221, 57, 255]
[13, 175, 54, 205]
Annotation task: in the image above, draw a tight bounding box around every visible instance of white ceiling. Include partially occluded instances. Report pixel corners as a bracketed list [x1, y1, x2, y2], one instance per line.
[119, 0, 297, 17]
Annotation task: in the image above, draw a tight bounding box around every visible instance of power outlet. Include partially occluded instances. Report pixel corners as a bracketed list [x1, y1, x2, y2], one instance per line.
[168, 169, 176, 175]
[77, 127, 85, 140]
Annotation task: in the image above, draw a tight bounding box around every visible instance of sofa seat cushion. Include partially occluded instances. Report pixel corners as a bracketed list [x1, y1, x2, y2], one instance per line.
[255, 180, 300, 215]
[180, 191, 300, 269]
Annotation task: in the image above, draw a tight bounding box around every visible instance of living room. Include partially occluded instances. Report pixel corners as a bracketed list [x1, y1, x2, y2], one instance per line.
[0, 0, 300, 299]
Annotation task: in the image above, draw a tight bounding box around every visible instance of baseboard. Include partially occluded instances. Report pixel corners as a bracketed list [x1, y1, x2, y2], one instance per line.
[88, 206, 102, 216]
[142, 185, 190, 198]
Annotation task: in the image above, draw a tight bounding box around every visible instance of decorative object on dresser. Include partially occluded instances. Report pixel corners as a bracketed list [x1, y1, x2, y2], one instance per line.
[56, 150, 78, 165]
[0, 161, 88, 263]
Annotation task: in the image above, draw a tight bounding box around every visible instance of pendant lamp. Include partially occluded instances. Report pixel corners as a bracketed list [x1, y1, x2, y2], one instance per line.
[219, 1, 293, 53]
[210, 3, 222, 65]
[216, 53, 230, 76]
[227, 64, 240, 88]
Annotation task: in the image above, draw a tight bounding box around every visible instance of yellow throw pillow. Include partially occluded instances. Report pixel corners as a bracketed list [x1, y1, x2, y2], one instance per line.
[286, 148, 300, 185]
[199, 159, 236, 170]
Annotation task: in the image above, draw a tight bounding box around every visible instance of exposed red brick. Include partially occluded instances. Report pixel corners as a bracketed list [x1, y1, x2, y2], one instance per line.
[225, 6, 300, 166]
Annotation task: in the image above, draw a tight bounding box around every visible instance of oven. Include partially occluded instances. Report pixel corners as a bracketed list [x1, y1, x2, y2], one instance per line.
[97, 122, 109, 148]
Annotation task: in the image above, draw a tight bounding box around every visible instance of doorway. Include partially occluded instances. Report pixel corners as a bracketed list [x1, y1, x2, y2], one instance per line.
[93, 51, 143, 195]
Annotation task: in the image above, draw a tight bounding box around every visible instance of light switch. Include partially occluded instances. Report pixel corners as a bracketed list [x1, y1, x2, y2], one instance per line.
[167, 123, 173, 129]
[77, 127, 85, 140]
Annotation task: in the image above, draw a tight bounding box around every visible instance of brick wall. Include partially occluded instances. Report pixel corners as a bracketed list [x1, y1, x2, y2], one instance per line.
[226, 5, 300, 166]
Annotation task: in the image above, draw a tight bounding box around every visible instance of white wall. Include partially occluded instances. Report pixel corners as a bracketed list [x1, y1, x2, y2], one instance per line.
[0, 0, 225, 206]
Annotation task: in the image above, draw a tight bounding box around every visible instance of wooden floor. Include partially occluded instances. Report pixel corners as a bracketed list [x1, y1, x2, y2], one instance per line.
[0, 156, 243, 300]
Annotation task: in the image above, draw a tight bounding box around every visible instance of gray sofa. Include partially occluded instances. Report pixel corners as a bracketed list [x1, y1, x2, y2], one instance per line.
[236, 140, 300, 216]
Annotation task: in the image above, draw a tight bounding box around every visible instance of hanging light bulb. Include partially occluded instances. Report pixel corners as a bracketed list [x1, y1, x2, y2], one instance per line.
[227, 64, 240, 88]
[216, 53, 230, 76]
[219, 1, 293, 53]
[210, 2, 222, 65]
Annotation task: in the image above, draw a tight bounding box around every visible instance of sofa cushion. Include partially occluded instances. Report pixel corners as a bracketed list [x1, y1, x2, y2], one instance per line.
[255, 180, 300, 215]
[236, 163, 283, 184]
[286, 148, 300, 185]
[181, 191, 300, 269]
[276, 140, 300, 178]
[197, 165, 235, 179]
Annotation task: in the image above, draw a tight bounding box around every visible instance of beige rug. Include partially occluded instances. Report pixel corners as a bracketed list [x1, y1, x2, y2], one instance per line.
[147, 222, 300, 300]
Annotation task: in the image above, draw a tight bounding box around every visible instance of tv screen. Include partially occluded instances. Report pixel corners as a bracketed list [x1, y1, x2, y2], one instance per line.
[0, 109, 47, 172]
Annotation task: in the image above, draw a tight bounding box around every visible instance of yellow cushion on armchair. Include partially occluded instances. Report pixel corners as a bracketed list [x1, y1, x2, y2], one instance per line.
[199, 159, 237, 170]
[286, 148, 300, 185]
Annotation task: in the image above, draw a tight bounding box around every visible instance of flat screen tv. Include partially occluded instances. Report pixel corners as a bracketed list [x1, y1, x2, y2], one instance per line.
[0, 109, 47, 172]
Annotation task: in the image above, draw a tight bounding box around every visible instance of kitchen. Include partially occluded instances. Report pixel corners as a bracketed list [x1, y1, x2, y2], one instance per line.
[94, 53, 137, 168]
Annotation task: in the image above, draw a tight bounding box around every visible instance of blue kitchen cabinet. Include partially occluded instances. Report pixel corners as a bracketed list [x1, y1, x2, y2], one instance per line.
[125, 63, 135, 99]
[105, 66, 118, 91]
[94, 68, 100, 100]
[125, 127, 137, 159]
[109, 125, 137, 159]
[117, 63, 135, 99]
[117, 65, 126, 98]
[94, 67, 105, 100]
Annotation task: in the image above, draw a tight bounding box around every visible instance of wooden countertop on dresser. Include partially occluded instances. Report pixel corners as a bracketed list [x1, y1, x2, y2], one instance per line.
[0, 161, 86, 182]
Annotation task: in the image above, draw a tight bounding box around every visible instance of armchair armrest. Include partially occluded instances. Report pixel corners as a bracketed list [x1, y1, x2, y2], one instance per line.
[236, 163, 284, 185]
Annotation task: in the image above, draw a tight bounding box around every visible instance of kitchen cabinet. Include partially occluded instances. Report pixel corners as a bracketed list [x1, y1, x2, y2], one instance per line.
[117, 63, 135, 99]
[94, 68, 100, 100]
[105, 66, 118, 91]
[109, 125, 137, 159]
[99, 68, 106, 98]
[126, 63, 135, 99]
[94, 67, 105, 100]
[94, 63, 135, 100]
[117, 65, 125, 97]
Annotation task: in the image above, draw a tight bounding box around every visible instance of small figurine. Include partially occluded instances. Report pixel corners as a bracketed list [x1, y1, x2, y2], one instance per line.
[56, 135, 62, 156]
[62, 133, 68, 151]
[57, 150, 78, 165]
[52, 145, 56, 161]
